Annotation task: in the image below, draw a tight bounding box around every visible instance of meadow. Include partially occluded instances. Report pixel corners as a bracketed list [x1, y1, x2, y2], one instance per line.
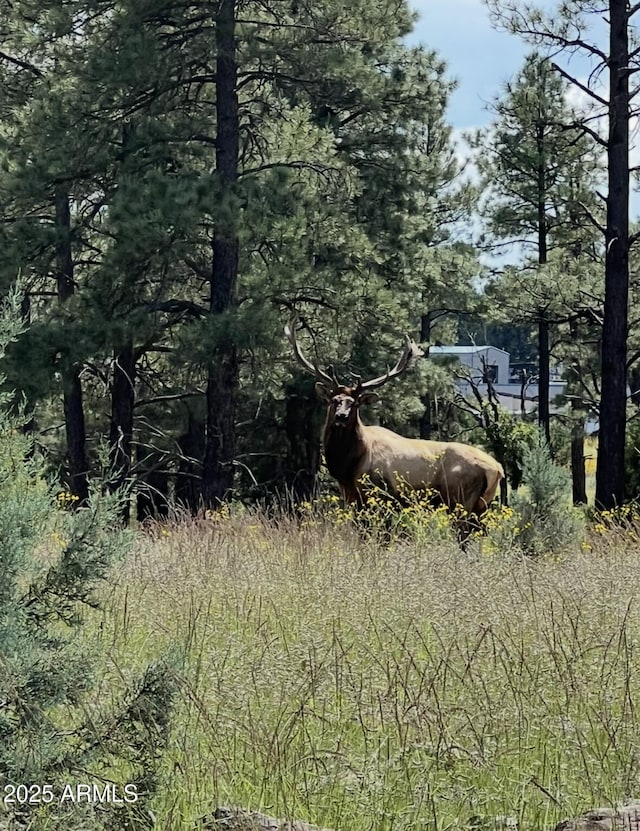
[89, 503, 640, 831]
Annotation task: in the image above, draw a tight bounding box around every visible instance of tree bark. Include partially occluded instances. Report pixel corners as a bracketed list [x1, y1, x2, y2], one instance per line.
[177, 412, 205, 512]
[571, 420, 587, 505]
[419, 311, 433, 439]
[136, 443, 169, 521]
[536, 122, 551, 444]
[55, 188, 89, 504]
[203, 0, 240, 507]
[284, 377, 321, 502]
[538, 314, 551, 443]
[596, 0, 630, 509]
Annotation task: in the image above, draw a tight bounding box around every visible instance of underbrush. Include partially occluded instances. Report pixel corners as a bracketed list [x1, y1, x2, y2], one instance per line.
[93, 506, 640, 831]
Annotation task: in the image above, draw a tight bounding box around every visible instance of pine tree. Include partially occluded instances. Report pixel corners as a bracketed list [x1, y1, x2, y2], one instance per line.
[473, 53, 601, 444]
[485, 0, 640, 508]
[0, 0, 473, 508]
[0, 294, 178, 830]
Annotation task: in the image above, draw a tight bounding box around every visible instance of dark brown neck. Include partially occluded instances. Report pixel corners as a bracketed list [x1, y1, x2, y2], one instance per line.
[323, 414, 366, 485]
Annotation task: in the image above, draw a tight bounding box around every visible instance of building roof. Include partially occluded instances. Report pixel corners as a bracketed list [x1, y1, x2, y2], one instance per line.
[429, 345, 510, 357]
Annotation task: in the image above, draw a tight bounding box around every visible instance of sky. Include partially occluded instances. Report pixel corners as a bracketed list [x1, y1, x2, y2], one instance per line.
[405, 0, 640, 219]
[407, 0, 534, 130]
[405, 0, 607, 132]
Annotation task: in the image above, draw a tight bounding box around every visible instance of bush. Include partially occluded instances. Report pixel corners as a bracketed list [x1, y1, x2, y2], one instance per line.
[0, 296, 178, 830]
[624, 413, 640, 500]
[511, 431, 584, 556]
[470, 405, 538, 492]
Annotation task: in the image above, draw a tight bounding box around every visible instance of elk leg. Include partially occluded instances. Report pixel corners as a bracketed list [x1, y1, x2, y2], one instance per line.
[454, 473, 489, 544]
[340, 483, 363, 506]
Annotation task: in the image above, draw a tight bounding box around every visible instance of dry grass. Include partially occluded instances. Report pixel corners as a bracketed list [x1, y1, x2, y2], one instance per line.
[94, 508, 640, 831]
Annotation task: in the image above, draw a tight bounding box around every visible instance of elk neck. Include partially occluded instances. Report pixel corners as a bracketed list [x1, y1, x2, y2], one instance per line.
[322, 411, 367, 485]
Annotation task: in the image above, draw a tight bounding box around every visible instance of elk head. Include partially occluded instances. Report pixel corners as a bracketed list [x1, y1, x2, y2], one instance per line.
[284, 318, 423, 428]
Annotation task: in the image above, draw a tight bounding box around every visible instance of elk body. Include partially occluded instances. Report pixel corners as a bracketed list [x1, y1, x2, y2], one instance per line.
[286, 321, 504, 527]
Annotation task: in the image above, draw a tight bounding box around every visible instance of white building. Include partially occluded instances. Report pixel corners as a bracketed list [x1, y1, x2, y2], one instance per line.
[429, 345, 567, 416]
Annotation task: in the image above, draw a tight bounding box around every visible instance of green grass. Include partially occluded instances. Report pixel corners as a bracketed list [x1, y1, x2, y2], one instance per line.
[91, 509, 640, 830]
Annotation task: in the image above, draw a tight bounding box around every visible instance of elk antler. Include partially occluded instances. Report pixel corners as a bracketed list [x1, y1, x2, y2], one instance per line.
[358, 334, 423, 392]
[284, 317, 339, 389]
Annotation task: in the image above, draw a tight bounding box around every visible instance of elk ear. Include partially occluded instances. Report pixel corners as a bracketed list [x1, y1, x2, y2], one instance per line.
[315, 382, 333, 401]
[358, 391, 378, 406]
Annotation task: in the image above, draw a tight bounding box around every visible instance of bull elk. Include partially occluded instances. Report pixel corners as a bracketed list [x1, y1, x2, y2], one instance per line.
[285, 319, 504, 533]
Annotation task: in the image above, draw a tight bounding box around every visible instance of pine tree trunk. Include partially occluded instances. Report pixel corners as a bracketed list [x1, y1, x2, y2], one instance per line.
[177, 412, 205, 511]
[136, 443, 169, 521]
[629, 365, 640, 406]
[538, 314, 551, 443]
[19, 294, 36, 439]
[203, 0, 239, 507]
[536, 131, 551, 444]
[284, 377, 321, 502]
[596, 0, 630, 509]
[571, 422, 587, 505]
[109, 341, 136, 522]
[55, 188, 89, 504]
[419, 311, 433, 439]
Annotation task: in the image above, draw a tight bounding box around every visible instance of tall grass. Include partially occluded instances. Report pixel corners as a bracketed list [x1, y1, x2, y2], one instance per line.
[95, 510, 640, 831]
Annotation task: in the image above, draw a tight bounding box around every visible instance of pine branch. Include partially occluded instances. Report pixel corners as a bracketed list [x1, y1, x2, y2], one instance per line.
[242, 160, 343, 177]
[551, 62, 608, 107]
[144, 299, 208, 318]
[136, 392, 205, 408]
[183, 256, 210, 281]
[578, 201, 607, 235]
[0, 49, 44, 77]
[488, 5, 607, 62]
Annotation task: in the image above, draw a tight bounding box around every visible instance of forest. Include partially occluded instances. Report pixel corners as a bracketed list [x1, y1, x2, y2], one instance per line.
[2, 0, 639, 517]
[6, 3, 640, 831]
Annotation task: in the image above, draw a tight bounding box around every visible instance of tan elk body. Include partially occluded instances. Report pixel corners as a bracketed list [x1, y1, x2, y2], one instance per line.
[286, 320, 504, 522]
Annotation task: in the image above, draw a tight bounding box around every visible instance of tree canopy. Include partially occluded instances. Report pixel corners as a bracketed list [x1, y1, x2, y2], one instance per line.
[0, 0, 638, 509]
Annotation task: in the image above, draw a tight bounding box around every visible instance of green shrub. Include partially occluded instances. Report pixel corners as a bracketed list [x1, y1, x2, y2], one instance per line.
[471, 406, 538, 492]
[512, 431, 584, 556]
[624, 413, 640, 500]
[0, 295, 178, 830]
